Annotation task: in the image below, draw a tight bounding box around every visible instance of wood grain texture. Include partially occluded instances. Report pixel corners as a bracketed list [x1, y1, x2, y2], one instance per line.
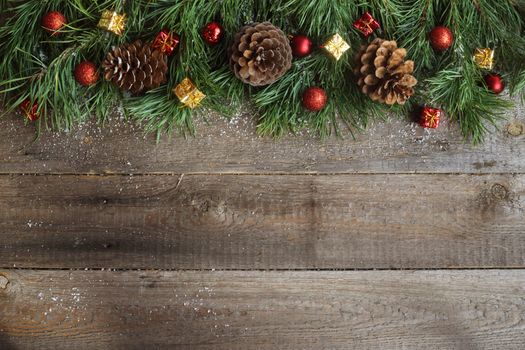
[1, 173, 523, 269]
[1, 270, 524, 350]
[0, 103, 524, 175]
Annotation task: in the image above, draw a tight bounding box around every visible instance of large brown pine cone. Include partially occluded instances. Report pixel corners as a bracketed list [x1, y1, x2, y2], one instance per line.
[229, 22, 292, 86]
[102, 40, 168, 94]
[354, 38, 417, 105]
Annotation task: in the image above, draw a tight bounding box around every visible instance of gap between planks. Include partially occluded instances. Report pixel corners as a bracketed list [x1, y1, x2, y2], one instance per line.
[2, 267, 525, 272]
[0, 172, 524, 176]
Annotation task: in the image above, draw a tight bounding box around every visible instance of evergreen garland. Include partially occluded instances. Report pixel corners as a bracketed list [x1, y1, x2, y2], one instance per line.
[1, 0, 525, 143]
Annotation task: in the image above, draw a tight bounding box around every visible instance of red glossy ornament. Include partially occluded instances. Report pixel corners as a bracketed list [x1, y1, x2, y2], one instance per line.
[484, 73, 505, 94]
[290, 35, 313, 58]
[202, 22, 224, 45]
[74, 61, 99, 87]
[19, 98, 39, 121]
[429, 26, 454, 51]
[42, 11, 67, 36]
[302, 87, 328, 112]
[419, 106, 442, 129]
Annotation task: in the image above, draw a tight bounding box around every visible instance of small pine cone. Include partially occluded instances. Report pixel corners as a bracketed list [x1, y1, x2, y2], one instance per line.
[354, 38, 417, 105]
[102, 40, 168, 94]
[229, 22, 292, 86]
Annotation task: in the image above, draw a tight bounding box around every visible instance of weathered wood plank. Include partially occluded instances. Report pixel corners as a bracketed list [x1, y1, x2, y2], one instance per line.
[0, 270, 524, 350]
[0, 174, 523, 269]
[0, 102, 524, 175]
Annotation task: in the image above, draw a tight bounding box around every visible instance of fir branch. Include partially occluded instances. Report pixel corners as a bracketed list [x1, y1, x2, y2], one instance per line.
[254, 0, 368, 137]
[275, 0, 358, 37]
[366, 0, 402, 39]
[124, 86, 195, 139]
[2, 0, 525, 143]
[427, 60, 512, 143]
[254, 57, 316, 136]
[394, 0, 441, 73]
[130, 0, 227, 135]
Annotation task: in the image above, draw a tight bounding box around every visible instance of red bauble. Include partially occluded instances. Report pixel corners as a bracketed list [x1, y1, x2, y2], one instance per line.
[202, 22, 224, 45]
[42, 11, 67, 36]
[429, 26, 453, 51]
[19, 98, 39, 121]
[302, 87, 328, 112]
[290, 35, 313, 58]
[74, 61, 99, 87]
[484, 73, 505, 94]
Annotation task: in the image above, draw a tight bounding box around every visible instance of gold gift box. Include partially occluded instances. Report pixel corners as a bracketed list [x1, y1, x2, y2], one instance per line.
[174, 78, 206, 109]
[322, 33, 350, 61]
[98, 10, 127, 36]
[473, 48, 494, 70]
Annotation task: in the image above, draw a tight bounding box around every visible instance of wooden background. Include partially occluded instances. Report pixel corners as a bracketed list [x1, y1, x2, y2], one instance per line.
[0, 101, 524, 349]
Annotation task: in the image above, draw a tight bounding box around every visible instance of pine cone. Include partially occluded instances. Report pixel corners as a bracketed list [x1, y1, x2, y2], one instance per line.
[229, 22, 292, 86]
[102, 40, 168, 94]
[354, 38, 417, 105]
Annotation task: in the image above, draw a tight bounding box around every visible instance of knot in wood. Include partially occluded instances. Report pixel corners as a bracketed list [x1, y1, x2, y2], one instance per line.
[491, 184, 509, 200]
[0, 275, 9, 289]
[507, 122, 524, 136]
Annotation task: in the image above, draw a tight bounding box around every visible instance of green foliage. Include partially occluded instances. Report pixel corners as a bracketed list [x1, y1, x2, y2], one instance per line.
[427, 61, 512, 144]
[0, 0, 127, 128]
[1, 0, 525, 142]
[393, 0, 525, 142]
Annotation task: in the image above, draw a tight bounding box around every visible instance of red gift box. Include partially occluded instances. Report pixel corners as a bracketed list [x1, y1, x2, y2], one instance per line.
[420, 107, 442, 129]
[353, 12, 380, 37]
[20, 98, 39, 121]
[152, 29, 180, 56]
